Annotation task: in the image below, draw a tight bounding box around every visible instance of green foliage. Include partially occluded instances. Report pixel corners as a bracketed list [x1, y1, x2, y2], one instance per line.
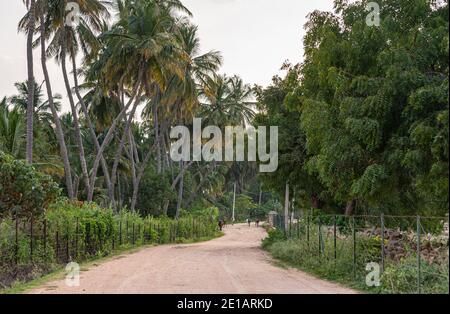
[135, 170, 176, 216]
[0, 152, 61, 218]
[382, 255, 449, 294]
[0, 199, 219, 289]
[255, 0, 449, 216]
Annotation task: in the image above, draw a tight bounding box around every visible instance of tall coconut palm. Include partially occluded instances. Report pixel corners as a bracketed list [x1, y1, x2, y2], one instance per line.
[36, 1, 75, 198]
[90, 0, 191, 204]
[54, 0, 109, 197]
[23, 0, 36, 163]
[154, 20, 222, 217]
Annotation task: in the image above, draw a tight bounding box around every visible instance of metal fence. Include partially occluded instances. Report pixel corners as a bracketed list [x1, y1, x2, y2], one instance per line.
[272, 213, 449, 294]
[0, 215, 217, 288]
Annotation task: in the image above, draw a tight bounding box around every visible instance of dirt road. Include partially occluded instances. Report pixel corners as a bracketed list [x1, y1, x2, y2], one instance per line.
[29, 224, 356, 294]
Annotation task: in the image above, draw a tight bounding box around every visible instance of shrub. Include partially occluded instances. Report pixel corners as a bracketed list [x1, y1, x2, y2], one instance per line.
[0, 199, 219, 289]
[381, 255, 449, 294]
[0, 152, 60, 219]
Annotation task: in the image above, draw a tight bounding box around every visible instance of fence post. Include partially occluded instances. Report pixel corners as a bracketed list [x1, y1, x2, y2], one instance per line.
[318, 217, 322, 256]
[132, 222, 135, 245]
[119, 220, 122, 246]
[126, 220, 129, 244]
[66, 224, 70, 262]
[75, 218, 79, 259]
[138, 224, 141, 243]
[417, 215, 421, 294]
[43, 219, 47, 259]
[289, 217, 292, 239]
[85, 222, 90, 256]
[15, 218, 19, 265]
[56, 223, 60, 262]
[333, 215, 337, 261]
[112, 223, 115, 251]
[307, 213, 310, 248]
[381, 213, 385, 273]
[352, 216, 356, 279]
[157, 223, 161, 244]
[30, 218, 33, 263]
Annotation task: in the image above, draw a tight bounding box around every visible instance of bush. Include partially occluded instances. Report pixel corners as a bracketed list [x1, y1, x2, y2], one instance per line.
[382, 255, 449, 294]
[0, 152, 60, 218]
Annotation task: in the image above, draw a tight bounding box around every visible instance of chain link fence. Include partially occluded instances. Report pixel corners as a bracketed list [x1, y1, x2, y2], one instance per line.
[272, 212, 449, 294]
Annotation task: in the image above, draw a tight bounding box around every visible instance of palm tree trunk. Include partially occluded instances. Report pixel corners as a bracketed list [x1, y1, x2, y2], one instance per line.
[39, 12, 74, 199]
[152, 100, 162, 174]
[88, 79, 142, 201]
[60, 44, 91, 197]
[110, 96, 141, 189]
[130, 149, 152, 212]
[185, 163, 216, 208]
[175, 161, 184, 219]
[25, 0, 36, 164]
[70, 54, 112, 202]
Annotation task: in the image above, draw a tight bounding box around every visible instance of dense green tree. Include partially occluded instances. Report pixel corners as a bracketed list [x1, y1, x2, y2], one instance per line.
[291, 0, 447, 215]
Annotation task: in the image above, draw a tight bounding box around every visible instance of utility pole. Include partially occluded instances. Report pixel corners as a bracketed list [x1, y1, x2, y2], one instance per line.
[284, 182, 289, 231]
[232, 182, 236, 223]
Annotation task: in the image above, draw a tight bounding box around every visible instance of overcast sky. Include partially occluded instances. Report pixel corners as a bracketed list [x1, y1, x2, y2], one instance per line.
[0, 0, 334, 111]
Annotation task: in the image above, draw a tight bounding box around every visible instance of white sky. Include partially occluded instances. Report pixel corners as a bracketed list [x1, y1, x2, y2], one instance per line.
[0, 0, 335, 111]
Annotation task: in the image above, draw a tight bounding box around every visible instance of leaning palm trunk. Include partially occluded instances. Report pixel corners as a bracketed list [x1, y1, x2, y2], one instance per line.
[25, 0, 36, 163]
[109, 95, 142, 209]
[61, 47, 91, 197]
[163, 161, 194, 216]
[110, 96, 141, 190]
[185, 162, 217, 208]
[40, 13, 74, 199]
[87, 79, 142, 201]
[70, 55, 112, 202]
[130, 146, 153, 212]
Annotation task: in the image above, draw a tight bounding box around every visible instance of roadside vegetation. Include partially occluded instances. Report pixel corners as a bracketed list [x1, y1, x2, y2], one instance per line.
[0, 0, 448, 294]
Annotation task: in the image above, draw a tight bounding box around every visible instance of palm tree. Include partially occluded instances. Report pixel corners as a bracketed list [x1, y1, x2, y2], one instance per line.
[9, 81, 61, 133]
[23, 0, 36, 163]
[156, 20, 222, 218]
[0, 98, 25, 158]
[28, 0, 109, 198]
[200, 74, 254, 127]
[89, 0, 191, 204]
[36, 0, 75, 198]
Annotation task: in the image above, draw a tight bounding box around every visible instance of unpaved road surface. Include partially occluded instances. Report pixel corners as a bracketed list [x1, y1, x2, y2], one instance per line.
[29, 224, 356, 294]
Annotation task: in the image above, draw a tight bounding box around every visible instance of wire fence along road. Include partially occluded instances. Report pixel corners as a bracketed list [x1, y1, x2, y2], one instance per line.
[273, 213, 449, 294]
[0, 215, 217, 289]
